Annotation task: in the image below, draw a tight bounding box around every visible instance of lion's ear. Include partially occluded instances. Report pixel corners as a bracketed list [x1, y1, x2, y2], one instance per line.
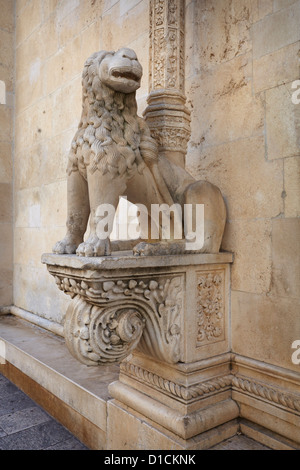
[84, 50, 114, 69]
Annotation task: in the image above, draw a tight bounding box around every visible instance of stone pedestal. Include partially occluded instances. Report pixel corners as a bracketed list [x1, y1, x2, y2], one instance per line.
[42, 251, 239, 448]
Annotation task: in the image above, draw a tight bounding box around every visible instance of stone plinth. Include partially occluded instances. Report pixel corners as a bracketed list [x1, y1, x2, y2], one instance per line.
[42, 251, 239, 448]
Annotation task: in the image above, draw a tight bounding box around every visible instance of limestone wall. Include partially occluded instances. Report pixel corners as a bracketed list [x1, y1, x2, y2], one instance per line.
[13, 0, 149, 322]
[4, 0, 300, 374]
[0, 0, 14, 306]
[185, 0, 300, 372]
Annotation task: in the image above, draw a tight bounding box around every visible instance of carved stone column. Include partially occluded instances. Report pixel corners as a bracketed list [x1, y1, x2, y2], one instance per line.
[144, 0, 191, 168]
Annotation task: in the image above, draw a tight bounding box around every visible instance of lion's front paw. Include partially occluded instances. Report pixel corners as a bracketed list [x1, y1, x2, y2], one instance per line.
[76, 237, 111, 257]
[53, 237, 79, 254]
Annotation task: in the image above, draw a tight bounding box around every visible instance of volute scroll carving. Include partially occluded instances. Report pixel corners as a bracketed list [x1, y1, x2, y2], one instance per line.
[64, 296, 146, 365]
[56, 271, 183, 366]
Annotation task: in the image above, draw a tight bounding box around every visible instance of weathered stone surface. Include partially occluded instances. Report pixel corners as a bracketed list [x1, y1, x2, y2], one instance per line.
[253, 41, 300, 93]
[0, 142, 12, 184]
[231, 290, 300, 372]
[186, 53, 264, 148]
[187, 136, 283, 220]
[266, 82, 300, 160]
[222, 219, 272, 294]
[284, 157, 300, 217]
[271, 218, 300, 299]
[252, 2, 300, 59]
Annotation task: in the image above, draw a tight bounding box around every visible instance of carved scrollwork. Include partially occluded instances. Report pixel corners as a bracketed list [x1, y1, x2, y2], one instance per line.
[64, 296, 145, 365]
[56, 273, 183, 365]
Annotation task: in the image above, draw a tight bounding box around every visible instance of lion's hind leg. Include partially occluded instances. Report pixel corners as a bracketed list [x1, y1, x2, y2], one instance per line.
[183, 180, 226, 253]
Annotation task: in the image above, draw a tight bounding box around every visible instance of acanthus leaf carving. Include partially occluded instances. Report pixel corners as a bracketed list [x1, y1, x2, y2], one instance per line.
[52, 271, 183, 365]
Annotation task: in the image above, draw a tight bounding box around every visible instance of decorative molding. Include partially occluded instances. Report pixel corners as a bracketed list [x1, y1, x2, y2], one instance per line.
[196, 271, 225, 345]
[121, 362, 300, 413]
[232, 376, 300, 414]
[121, 361, 233, 401]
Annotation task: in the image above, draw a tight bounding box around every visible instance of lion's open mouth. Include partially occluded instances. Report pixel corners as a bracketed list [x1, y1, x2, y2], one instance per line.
[111, 70, 140, 82]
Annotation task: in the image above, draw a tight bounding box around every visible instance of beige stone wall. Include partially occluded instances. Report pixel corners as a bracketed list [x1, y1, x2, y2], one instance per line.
[0, 0, 14, 306]
[5, 0, 300, 374]
[185, 0, 300, 372]
[13, 0, 149, 322]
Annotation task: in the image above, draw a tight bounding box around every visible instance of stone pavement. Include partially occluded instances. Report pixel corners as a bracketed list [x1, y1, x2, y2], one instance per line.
[0, 373, 88, 450]
[0, 373, 270, 451]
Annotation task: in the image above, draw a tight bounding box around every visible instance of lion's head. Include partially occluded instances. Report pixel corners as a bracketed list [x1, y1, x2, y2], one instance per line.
[98, 48, 142, 94]
[67, 48, 153, 179]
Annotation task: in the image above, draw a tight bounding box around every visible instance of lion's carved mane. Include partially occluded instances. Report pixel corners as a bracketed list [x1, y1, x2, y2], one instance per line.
[67, 51, 151, 180]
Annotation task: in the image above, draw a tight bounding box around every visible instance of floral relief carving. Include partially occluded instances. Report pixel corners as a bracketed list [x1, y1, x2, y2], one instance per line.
[196, 271, 225, 345]
[150, 0, 184, 92]
[53, 272, 183, 365]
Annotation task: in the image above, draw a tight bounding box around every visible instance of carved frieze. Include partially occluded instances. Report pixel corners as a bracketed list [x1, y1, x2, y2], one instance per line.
[196, 271, 225, 346]
[121, 360, 233, 402]
[149, 0, 185, 92]
[232, 376, 300, 413]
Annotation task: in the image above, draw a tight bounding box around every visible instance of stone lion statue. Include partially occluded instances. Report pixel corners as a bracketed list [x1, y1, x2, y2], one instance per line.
[53, 48, 226, 257]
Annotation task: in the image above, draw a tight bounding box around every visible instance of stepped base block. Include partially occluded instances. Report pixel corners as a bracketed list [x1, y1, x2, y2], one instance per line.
[107, 399, 239, 450]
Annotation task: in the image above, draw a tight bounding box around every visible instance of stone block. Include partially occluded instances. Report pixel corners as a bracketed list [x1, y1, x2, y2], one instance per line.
[15, 187, 41, 228]
[0, 106, 13, 142]
[252, 0, 273, 22]
[40, 129, 74, 185]
[79, 19, 102, 68]
[52, 78, 81, 136]
[55, 0, 102, 47]
[14, 142, 45, 190]
[40, 181, 67, 229]
[42, 0, 60, 20]
[252, 2, 300, 59]
[16, 0, 43, 46]
[273, 0, 298, 12]
[189, 0, 252, 70]
[0, 64, 14, 93]
[16, 22, 57, 82]
[186, 136, 283, 221]
[284, 157, 300, 217]
[107, 400, 183, 450]
[101, 0, 149, 52]
[0, 268, 13, 306]
[45, 37, 82, 96]
[13, 262, 70, 323]
[186, 53, 264, 148]
[14, 226, 65, 268]
[266, 82, 300, 160]
[231, 290, 300, 371]
[0, 0, 14, 32]
[0, 183, 12, 223]
[0, 29, 14, 70]
[222, 218, 272, 294]
[0, 142, 12, 183]
[0, 223, 13, 268]
[15, 96, 53, 153]
[253, 41, 300, 93]
[16, 62, 45, 113]
[271, 218, 300, 299]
